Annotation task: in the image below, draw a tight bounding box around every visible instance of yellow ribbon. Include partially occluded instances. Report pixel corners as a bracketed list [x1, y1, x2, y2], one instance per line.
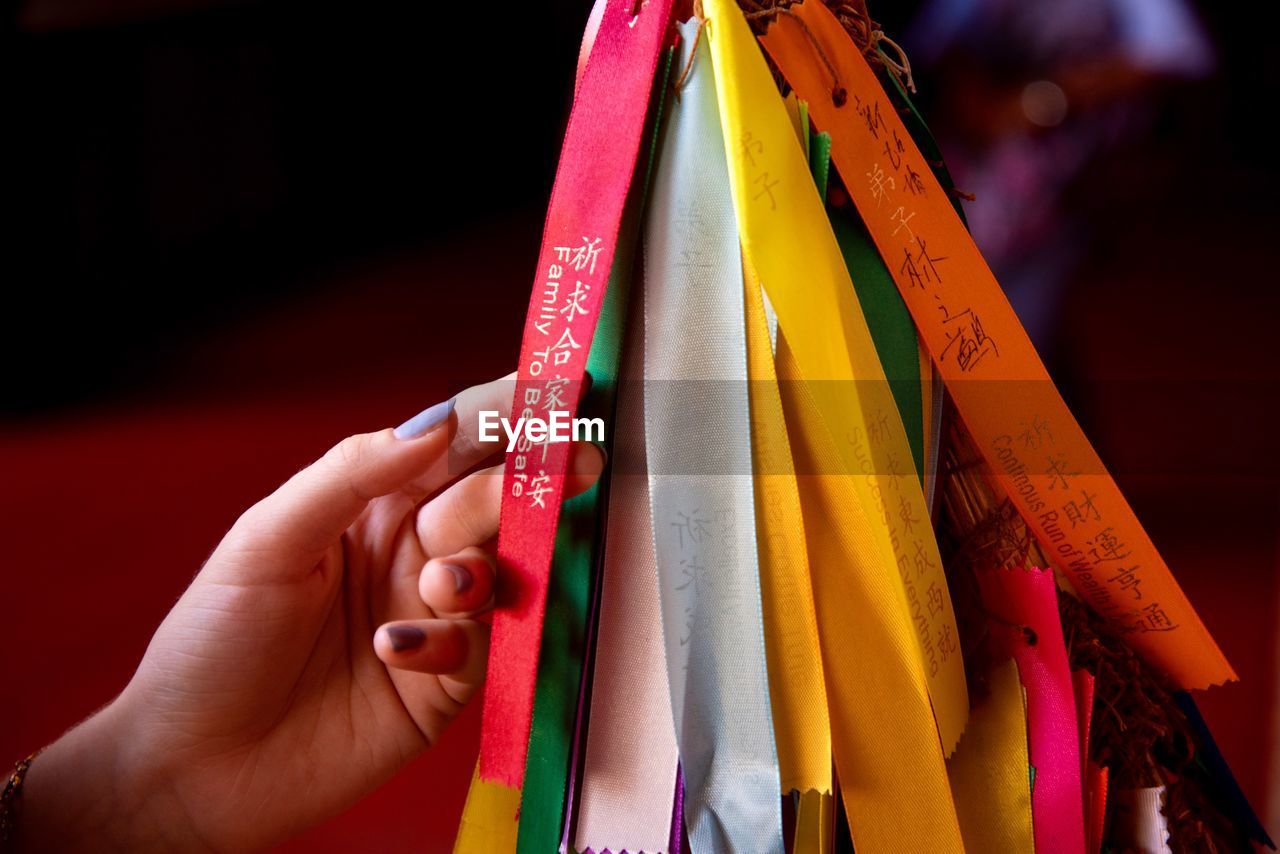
[947, 660, 1036, 852]
[744, 253, 834, 845]
[453, 766, 518, 853]
[702, 0, 968, 753]
[774, 334, 965, 851]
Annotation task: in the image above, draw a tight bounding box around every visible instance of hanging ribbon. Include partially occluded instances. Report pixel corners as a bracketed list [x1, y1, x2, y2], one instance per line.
[1086, 764, 1109, 854]
[574, 268, 680, 854]
[759, 0, 1233, 691]
[752, 97, 836, 854]
[945, 659, 1036, 853]
[772, 329, 964, 852]
[805, 125, 927, 481]
[701, 0, 969, 755]
[1073, 669, 1095, 781]
[744, 259, 833, 849]
[1111, 788, 1172, 854]
[643, 18, 783, 851]
[480, 0, 676, 791]
[454, 765, 520, 854]
[517, 37, 677, 854]
[976, 567, 1086, 853]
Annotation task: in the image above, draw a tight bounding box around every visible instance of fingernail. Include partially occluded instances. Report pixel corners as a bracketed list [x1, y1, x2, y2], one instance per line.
[394, 397, 455, 440]
[385, 625, 425, 652]
[442, 563, 473, 594]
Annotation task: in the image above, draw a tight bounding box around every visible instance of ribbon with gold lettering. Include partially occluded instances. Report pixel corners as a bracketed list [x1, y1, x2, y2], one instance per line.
[702, 0, 969, 757]
[700, 2, 967, 848]
[744, 257, 834, 851]
[758, 0, 1233, 690]
[479, 0, 675, 792]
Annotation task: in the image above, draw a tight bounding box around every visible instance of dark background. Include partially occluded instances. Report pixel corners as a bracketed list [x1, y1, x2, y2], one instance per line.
[3, 0, 1277, 850]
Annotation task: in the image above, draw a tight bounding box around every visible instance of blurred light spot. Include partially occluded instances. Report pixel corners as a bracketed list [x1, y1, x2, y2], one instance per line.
[1021, 80, 1069, 128]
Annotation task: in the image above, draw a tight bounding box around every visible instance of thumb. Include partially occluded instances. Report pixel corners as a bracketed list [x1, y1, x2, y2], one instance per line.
[218, 399, 456, 574]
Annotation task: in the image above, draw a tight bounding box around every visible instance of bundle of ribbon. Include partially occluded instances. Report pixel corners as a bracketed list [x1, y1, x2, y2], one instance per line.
[454, 1, 1272, 851]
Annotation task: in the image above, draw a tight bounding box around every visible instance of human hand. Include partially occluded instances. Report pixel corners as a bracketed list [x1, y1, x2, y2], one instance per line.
[15, 373, 603, 852]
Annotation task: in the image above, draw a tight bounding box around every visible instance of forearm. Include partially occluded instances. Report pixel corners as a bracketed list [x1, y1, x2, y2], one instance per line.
[12, 700, 205, 853]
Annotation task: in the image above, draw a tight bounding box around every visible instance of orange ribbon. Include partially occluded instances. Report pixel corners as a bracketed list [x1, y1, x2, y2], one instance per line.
[759, 0, 1233, 690]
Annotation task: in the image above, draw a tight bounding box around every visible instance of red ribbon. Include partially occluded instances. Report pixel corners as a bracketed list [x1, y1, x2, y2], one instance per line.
[478, 0, 675, 788]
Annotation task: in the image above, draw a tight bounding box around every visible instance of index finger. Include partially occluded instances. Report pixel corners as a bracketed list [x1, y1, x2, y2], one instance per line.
[404, 371, 590, 501]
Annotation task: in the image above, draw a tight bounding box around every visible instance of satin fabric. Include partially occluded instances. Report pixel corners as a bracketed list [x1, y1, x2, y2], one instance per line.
[482, 0, 675, 789]
[760, 0, 1232, 690]
[643, 18, 784, 853]
[574, 272, 680, 854]
[976, 567, 1086, 854]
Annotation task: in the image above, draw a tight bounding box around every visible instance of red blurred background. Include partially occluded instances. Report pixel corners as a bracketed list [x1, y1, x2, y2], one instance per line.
[2, 0, 1277, 850]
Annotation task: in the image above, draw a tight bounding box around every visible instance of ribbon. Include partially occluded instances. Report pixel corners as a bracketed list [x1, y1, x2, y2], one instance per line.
[744, 261, 834, 848]
[1111, 787, 1172, 854]
[976, 567, 1086, 854]
[643, 18, 783, 851]
[481, 0, 675, 790]
[748, 95, 834, 852]
[830, 209, 926, 479]
[517, 37, 677, 854]
[1073, 669, 1095, 782]
[1085, 763, 1108, 854]
[702, 0, 969, 755]
[454, 765, 520, 854]
[759, 0, 1234, 691]
[804, 124, 927, 481]
[574, 269, 680, 854]
[772, 330, 964, 852]
[945, 659, 1035, 853]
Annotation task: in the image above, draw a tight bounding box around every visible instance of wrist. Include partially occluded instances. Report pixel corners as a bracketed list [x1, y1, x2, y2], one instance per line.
[12, 699, 204, 853]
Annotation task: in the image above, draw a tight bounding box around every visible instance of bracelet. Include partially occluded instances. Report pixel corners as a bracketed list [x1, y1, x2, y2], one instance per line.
[0, 753, 38, 846]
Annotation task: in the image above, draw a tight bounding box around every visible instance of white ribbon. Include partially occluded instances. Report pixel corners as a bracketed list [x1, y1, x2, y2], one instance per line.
[643, 18, 783, 853]
[1113, 786, 1173, 854]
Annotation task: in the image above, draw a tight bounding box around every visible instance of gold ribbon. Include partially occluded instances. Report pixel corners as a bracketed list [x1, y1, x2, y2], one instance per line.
[946, 660, 1035, 852]
[454, 764, 519, 853]
[774, 333, 964, 851]
[744, 252, 834, 845]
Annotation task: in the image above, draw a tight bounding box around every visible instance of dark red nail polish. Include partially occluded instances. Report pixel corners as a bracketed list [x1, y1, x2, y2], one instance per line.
[386, 625, 425, 652]
[443, 563, 473, 594]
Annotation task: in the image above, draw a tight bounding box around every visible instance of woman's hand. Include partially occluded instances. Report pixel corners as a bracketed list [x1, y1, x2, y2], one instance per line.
[16, 374, 603, 852]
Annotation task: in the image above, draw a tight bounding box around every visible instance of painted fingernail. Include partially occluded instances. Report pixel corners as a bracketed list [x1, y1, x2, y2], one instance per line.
[394, 397, 455, 440]
[442, 563, 473, 594]
[385, 625, 425, 652]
